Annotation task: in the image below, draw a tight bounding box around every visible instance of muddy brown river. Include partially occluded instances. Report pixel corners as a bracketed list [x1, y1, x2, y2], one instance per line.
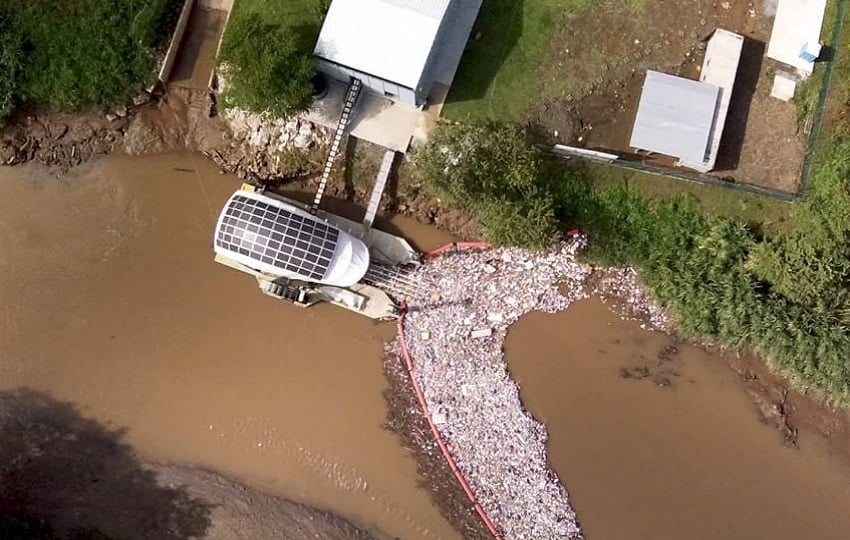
[0, 153, 457, 539]
[507, 300, 850, 540]
[2, 153, 850, 539]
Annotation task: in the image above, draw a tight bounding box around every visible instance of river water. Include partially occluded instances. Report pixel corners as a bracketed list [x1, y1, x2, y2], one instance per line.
[507, 299, 850, 540]
[0, 153, 458, 539]
[1, 153, 849, 539]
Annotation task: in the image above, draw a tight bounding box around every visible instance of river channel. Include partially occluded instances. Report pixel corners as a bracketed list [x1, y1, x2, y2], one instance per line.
[507, 300, 850, 539]
[2, 153, 850, 539]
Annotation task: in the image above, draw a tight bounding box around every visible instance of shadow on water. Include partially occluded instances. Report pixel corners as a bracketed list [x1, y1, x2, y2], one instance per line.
[444, 0, 525, 105]
[275, 189, 440, 252]
[715, 37, 765, 170]
[0, 389, 211, 540]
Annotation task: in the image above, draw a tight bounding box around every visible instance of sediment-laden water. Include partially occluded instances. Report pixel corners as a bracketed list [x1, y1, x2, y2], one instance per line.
[507, 299, 850, 540]
[2, 153, 849, 540]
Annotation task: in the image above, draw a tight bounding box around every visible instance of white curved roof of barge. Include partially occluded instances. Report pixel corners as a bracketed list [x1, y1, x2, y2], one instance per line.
[213, 190, 369, 287]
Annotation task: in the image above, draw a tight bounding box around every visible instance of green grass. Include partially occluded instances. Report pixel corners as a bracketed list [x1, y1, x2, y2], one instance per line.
[442, 0, 593, 121]
[795, 0, 843, 128]
[228, 0, 325, 52]
[0, 0, 177, 120]
[581, 162, 792, 233]
[807, 0, 850, 148]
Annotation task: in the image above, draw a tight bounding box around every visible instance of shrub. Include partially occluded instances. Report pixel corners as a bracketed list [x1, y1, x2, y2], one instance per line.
[748, 147, 850, 313]
[419, 122, 542, 207]
[558, 142, 850, 404]
[0, 10, 22, 123]
[420, 122, 850, 403]
[218, 11, 315, 118]
[416, 122, 559, 248]
[479, 191, 559, 249]
[14, 0, 169, 108]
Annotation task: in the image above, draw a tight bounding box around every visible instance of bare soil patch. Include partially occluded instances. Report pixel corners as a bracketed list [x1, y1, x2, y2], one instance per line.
[526, 0, 807, 193]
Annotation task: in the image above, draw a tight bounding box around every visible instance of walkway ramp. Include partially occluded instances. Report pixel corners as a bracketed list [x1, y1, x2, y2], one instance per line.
[311, 78, 363, 214]
[363, 150, 396, 229]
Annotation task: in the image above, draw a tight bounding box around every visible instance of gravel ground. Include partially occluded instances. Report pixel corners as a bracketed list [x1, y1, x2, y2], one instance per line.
[392, 239, 667, 539]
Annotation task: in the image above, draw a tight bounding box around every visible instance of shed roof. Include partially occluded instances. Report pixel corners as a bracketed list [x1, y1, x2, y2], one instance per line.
[766, 0, 827, 74]
[314, 0, 452, 89]
[630, 71, 720, 167]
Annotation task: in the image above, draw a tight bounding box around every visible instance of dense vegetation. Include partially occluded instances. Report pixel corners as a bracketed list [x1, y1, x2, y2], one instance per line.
[417, 123, 850, 404]
[0, 0, 173, 123]
[218, 1, 320, 118]
[417, 123, 559, 248]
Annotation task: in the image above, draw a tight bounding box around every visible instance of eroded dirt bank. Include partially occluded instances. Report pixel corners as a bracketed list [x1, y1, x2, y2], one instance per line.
[0, 88, 480, 240]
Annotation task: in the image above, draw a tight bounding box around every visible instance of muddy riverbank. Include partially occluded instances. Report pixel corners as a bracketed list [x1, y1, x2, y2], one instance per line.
[0, 90, 480, 241]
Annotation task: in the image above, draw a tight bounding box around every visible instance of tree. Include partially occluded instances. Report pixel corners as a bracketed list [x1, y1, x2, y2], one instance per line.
[218, 12, 315, 118]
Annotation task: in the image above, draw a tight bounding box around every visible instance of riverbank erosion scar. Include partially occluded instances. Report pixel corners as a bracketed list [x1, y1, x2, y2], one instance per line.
[386, 240, 665, 539]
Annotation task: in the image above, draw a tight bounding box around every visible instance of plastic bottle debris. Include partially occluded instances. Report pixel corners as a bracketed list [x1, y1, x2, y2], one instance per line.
[391, 237, 667, 539]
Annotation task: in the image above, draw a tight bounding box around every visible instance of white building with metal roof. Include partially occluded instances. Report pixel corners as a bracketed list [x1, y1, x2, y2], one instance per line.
[630, 30, 743, 173]
[314, 0, 479, 107]
[630, 71, 720, 171]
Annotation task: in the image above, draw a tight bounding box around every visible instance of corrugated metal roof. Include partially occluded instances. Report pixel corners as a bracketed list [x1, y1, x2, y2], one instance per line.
[314, 0, 452, 89]
[381, 0, 451, 18]
[630, 71, 720, 167]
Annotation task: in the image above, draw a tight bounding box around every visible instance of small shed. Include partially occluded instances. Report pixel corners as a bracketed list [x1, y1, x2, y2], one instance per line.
[630, 71, 720, 171]
[766, 0, 827, 76]
[630, 29, 742, 173]
[314, 0, 479, 107]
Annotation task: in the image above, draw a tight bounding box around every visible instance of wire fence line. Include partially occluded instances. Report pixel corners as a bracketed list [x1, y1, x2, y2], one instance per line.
[798, 0, 850, 195]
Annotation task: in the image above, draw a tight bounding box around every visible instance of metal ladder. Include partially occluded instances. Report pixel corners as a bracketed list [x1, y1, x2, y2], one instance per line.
[310, 78, 362, 214]
[363, 150, 396, 229]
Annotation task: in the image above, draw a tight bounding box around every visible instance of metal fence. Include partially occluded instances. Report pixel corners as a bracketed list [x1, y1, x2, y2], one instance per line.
[798, 0, 850, 196]
[541, 145, 797, 202]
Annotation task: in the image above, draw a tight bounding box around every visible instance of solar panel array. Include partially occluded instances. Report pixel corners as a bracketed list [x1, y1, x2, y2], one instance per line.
[216, 194, 340, 281]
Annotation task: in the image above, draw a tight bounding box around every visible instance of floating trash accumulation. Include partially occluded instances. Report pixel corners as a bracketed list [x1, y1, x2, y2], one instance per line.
[390, 239, 666, 539]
